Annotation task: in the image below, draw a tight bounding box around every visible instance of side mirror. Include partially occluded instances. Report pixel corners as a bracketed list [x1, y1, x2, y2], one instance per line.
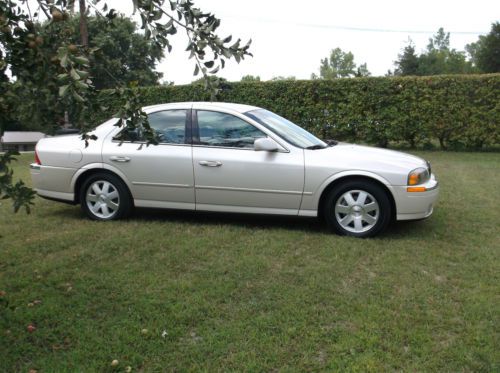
[254, 137, 279, 152]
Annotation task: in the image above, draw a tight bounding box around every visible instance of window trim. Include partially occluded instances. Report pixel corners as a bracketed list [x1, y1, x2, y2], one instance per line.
[112, 108, 192, 146]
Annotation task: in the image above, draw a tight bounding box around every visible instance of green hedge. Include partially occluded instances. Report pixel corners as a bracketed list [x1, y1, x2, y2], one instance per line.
[96, 74, 500, 149]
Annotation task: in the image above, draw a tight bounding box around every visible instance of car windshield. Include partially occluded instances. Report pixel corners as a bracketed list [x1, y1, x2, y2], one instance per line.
[244, 109, 327, 149]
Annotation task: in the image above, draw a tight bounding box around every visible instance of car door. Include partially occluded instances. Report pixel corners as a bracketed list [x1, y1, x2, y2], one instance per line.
[101, 108, 195, 210]
[192, 109, 304, 214]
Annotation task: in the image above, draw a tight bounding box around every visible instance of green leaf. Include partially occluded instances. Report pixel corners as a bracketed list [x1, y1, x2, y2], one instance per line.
[74, 56, 89, 65]
[57, 73, 69, 81]
[59, 85, 69, 97]
[194, 64, 200, 76]
[204, 61, 214, 68]
[75, 80, 89, 89]
[76, 70, 89, 79]
[70, 69, 80, 81]
[72, 91, 85, 103]
[60, 54, 69, 68]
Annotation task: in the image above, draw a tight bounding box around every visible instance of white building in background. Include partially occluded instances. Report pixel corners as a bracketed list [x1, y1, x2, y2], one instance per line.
[0, 131, 47, 152]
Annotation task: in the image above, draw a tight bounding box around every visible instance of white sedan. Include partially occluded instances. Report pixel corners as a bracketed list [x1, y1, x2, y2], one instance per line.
[30, 102, 439, 237]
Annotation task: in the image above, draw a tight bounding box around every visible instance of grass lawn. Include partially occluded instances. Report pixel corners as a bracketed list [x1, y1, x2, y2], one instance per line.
[1, 151, 499, 372]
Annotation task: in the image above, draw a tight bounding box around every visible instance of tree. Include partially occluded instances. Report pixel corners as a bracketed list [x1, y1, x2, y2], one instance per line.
[394, 40, 419, 76]
[427, 27, 450, 52]
[0, 0, 252, 213]
[467, 22, 500, 73]
[45, 15, 165, 90]
[418, 28, 471, 75]
[394, 28, 473, 76]
[240, 74, 260, 82]
[355, 63, 371, 77]
[270, 75, 296, 81]
[312, 47, 370, 79]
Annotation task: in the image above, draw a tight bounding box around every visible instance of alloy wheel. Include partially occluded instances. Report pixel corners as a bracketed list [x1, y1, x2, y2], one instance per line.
[85, 180, 120, 219]
[334, 189, 380, 233]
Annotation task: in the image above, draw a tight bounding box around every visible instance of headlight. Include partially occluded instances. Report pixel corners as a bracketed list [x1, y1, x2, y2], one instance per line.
[408, 167, 430, 186]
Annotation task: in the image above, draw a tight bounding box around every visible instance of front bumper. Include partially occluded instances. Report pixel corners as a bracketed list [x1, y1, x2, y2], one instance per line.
[392, 174, 439, 221]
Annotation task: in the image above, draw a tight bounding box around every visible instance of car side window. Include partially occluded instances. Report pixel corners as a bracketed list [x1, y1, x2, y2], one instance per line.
[148, 110, 187, 144]
[115, 110, 187, 144]
[196, 110, 266, 148]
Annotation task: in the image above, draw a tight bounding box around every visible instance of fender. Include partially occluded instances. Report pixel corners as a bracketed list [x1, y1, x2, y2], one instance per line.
[70, 162, 134, 195]
[309, 170, 396, 210]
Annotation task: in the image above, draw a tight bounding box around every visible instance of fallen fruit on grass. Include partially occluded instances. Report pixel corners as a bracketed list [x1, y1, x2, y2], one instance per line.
[141, 328, 148, 335]
[27, 302, 34, 307]
[0, 290, 6, 297]
[27, 324, 36, 333]
[125, 366, 132, 372]
[110, 359, 119, 367]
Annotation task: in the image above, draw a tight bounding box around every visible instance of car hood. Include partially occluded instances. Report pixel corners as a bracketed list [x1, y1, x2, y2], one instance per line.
[335, 143, 426, 168]
[305, 143, 428, 186]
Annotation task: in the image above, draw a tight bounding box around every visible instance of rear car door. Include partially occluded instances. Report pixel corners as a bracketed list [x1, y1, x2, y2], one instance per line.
[101, 108, 195, 210]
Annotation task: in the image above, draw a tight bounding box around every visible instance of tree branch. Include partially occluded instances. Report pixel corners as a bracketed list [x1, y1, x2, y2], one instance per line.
[35, 0, 51, 19]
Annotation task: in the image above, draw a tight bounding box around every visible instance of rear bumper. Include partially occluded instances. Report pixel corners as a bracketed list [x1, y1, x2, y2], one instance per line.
[30, 163, 75, 202]
[392, 175, 439, 221]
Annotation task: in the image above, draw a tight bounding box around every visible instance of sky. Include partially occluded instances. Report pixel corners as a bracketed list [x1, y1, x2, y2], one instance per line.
[35, 0, 500, 84]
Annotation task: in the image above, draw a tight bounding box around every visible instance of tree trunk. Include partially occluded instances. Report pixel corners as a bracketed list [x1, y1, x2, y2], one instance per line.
[438, 135, 447, 150]
[79, 0, 88, 47]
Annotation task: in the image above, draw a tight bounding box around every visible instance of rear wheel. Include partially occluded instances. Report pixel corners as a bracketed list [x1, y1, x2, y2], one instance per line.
[80, 173, 132, 221]
[323, 180, 392, 238]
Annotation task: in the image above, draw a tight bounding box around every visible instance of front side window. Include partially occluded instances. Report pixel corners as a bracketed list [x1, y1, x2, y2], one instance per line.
[196, 110, 266, 148]
[245, 109, 326, 149]
[115, 110, 187, 144]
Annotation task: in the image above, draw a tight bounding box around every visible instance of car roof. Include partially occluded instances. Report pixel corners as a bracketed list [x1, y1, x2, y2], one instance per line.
[143, 102, 261, 114]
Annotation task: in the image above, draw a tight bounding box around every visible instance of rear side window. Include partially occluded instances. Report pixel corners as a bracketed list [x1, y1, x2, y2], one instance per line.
[196, 110, 266, 148]
[148, 110, 187, 144]
[115, 110, 187, 144]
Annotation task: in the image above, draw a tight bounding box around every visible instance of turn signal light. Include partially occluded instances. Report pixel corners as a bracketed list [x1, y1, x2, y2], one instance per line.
[407, 186, 427, 192]
[408, 173, 420, 185]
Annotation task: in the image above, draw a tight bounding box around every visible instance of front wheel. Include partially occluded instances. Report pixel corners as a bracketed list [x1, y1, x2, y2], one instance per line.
[80, 173, 132, 221]
[323, 180, 392, 238]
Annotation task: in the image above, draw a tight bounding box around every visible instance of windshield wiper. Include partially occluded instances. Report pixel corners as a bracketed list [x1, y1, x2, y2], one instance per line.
[305, 144, 327, 150]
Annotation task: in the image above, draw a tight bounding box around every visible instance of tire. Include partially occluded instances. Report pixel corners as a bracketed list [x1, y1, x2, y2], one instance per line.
[80, 173, 132, 221]
[323, 179, 392, 238]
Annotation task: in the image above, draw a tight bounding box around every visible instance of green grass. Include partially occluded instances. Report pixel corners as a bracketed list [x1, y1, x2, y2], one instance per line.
[1, 152, 499, 372]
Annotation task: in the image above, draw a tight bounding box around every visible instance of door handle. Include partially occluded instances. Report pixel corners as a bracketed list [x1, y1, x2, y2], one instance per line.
[110, 156, 131, 162]
[199, 160, 222, 167]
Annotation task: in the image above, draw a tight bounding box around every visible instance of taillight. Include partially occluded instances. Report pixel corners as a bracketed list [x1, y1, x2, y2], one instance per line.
[35, 148, 41, 165]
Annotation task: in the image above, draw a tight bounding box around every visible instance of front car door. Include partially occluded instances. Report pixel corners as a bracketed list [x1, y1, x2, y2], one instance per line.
[192, 107, 305, 215]
[102, 106, 195, 210]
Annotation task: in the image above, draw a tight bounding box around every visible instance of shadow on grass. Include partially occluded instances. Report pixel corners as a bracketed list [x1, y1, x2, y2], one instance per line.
[47, 204, 434, 238]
